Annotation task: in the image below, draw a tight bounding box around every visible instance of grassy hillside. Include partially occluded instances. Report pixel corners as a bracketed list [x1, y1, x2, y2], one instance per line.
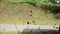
[0, 0, 59, 34]
[0, 0, 60, 25]
[0, 1, 60, 25]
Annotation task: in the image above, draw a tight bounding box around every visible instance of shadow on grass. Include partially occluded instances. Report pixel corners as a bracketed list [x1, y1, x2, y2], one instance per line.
[26, 2, 36, 7]
[20, 29, 58, 34]
[40, 4, 60, 19]
[26, 2, 60, 19]
[20, 29, 42, 34]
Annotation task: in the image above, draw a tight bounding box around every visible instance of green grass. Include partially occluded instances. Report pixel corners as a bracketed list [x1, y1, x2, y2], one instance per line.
[0, 31, 42, 34]
[1, 0, 47, 5]
[0, 1, 60, 25]
[0, 1, 59, 34]
[0, 31, 18, 34]
[2, 0, 46, 2]
[0, 31, 58, 34]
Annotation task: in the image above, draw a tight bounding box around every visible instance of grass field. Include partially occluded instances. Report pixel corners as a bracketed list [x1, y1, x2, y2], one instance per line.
[0, 0, 59, 34]
[0, 1, 60, 25]
[0, 31, 58, 34]
[0, 31, 42, 34]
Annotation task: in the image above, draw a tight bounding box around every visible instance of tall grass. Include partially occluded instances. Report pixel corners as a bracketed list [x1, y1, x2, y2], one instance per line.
[1, 0, 47, 4]
[0, 0, 47, 8]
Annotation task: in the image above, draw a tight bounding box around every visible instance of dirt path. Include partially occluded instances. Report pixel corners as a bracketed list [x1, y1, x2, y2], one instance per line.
[0, 24, 59, 32]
